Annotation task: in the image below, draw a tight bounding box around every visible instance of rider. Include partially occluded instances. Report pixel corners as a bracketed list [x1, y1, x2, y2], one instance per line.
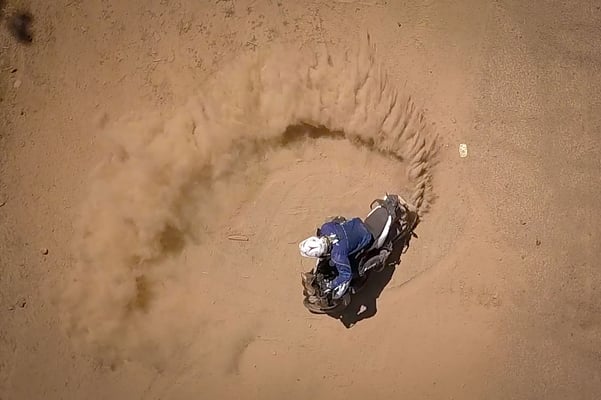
[299, 216, 373, 299]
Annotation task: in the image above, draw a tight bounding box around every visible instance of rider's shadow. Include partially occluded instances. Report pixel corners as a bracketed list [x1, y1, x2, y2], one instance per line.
[332, 233, 415, 328]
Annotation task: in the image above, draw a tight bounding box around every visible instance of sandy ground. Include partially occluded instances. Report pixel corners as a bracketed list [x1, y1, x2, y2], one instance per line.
[1, 0, 601, 399]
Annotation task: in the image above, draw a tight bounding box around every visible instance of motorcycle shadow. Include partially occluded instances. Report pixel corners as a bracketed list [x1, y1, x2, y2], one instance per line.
[329, 231, 415, 329]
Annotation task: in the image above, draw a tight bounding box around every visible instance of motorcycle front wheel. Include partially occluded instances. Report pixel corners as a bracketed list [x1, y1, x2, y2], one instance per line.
[303, 293, 351, 315]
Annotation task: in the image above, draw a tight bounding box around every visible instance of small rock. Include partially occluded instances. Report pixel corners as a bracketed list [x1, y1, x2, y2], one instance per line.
[10, 68, 18, 73]
[19, 299, 27, 308]
[535, 239, 541, 246]
[41, 248, 49, 255]
[13, 79, 22, 89]
[451, 117, 457, 123]
[8, 305, 15, 311]
[0, 201, 5, 207]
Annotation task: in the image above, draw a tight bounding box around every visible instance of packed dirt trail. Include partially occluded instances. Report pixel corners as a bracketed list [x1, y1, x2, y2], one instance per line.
[1, 1, 600, 399]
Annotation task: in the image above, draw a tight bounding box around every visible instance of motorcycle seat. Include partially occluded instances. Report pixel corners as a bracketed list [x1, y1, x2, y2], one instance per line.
[364, 206, 389, 243]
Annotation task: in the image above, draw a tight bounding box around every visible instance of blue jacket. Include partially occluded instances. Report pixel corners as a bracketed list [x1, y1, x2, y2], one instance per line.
[319, 218, 373, 289]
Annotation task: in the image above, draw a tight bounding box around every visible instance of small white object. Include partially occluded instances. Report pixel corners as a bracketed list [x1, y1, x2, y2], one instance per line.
[459, 143, 468, 158]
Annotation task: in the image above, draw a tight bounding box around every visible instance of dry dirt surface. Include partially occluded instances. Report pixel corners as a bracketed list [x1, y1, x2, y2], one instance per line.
[1, 1, 601, 399]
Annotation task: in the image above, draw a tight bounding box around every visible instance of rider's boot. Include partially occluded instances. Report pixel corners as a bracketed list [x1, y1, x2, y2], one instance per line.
[373, 250, 390, 272]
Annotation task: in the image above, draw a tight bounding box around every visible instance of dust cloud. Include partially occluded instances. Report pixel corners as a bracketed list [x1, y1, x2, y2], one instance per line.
[60, 34, 437, 364]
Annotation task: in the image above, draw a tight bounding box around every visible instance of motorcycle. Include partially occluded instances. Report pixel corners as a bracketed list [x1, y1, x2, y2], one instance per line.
[301, 193, 419, 315]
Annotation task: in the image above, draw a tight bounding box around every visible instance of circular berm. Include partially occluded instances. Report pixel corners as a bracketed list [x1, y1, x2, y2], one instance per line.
[60, 36, 437, 365]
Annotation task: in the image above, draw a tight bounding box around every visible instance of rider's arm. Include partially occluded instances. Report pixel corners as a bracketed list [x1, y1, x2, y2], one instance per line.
[329, 249, 352, 290]
[318, 222, 353, 290]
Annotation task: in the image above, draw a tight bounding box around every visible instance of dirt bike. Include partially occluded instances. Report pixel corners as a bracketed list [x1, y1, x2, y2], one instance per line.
[301, 193, 419, 315]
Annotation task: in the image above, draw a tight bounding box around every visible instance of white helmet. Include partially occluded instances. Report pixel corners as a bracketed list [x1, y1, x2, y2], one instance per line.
[299, 236, 330, 258]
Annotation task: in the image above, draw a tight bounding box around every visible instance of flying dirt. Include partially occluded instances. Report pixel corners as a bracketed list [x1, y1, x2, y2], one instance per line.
[59, 34, 437, 366]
